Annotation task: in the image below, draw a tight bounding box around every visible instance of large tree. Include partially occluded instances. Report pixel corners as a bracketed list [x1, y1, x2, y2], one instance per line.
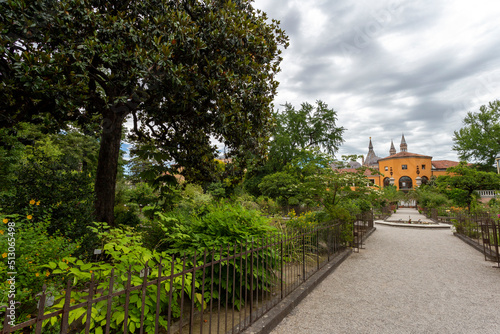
[1, 0, 288, 224]
[267, 100, 345, 171]
[453, 100, 500, 170]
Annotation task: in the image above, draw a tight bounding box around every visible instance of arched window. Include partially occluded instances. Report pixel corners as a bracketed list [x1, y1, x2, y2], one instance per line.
[383, 177, 391, 187]
[421, 176, 429, 185]
[399, 176, 412, 190]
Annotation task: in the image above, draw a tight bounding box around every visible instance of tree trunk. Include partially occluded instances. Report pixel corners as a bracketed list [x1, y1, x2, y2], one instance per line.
[94, 110, 125, 226]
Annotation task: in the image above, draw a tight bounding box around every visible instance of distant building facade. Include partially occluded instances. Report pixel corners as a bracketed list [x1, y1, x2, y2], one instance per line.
[361, 135, 461, 191]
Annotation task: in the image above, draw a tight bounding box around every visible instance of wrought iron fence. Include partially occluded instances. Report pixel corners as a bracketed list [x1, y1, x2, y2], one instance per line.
[449, 212, 500, 267]
[1, 220, 365, 334]
[352, 211, 374, 253]
[373, 206, 391, 221]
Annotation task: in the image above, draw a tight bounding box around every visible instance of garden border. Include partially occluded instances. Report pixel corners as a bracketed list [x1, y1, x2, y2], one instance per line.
[454, 232, 498, 262]
[242, 227, 376, 334]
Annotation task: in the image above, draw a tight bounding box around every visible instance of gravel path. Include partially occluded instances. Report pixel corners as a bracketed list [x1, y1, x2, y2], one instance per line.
[270, 223, 500, 334]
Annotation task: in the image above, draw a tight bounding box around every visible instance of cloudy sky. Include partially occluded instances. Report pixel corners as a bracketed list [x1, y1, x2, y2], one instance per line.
[252, 0, 500, 162]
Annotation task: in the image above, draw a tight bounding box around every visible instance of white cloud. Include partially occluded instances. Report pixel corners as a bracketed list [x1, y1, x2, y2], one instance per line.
[253, 0, 500, 162]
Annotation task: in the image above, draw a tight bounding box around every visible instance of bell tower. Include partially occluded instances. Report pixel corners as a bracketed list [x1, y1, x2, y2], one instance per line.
[400, 134, 407, 152]
[364, 137, 380, 166]
[389, 140, 396, 156]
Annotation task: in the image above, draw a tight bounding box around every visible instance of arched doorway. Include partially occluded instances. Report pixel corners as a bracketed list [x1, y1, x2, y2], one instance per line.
[399, 176, 412, 190]
[421, 176, 429, 185]
[383, 177, 391, 187]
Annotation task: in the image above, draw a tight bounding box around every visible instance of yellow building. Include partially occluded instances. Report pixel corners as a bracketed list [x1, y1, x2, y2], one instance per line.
[362, 136, 460, 191]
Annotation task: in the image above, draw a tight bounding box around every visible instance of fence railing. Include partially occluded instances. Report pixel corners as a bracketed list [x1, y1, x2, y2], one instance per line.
[353, 211, 374, 252]
[373, 206, 391, 221]
[2, 219, 371, 334]
[477, 190, 500, 198]
[443, 212, 500, 267]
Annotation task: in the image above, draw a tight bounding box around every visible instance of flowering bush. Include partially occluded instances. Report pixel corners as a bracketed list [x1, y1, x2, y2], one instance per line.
[284, 210, 325, 232]
[0, 149, 95, 244]
[0, 206, 78, 325]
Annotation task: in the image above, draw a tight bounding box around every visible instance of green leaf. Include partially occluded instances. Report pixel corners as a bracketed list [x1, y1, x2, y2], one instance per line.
[114, 311, 125, 325]
[80, 263, 92, 271]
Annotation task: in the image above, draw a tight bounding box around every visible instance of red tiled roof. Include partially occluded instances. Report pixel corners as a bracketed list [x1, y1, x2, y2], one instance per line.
[336, 168, 378, 176]
[431, 160, 460, 170]
[378, 151, 432, 161]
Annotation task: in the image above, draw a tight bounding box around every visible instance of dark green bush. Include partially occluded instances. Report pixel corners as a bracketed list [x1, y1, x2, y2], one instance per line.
[140, 201, 280, 311]
[114, 204, 142, 227]
[205, 182, 226, 199]
[0, 151, 95, 241]
[0, 213, 79, 323]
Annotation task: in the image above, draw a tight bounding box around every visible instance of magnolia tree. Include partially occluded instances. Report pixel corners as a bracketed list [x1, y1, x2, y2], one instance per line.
[1, 0, 288, 224]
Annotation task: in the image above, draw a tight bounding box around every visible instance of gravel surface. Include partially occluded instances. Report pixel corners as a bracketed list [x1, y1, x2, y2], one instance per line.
[387, 208, 434, 223]
[270, 222, 500, 334]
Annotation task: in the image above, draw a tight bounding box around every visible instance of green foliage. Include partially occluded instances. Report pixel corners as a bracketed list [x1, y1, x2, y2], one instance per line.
[285, 210, 328, 231]
[312, 167, 378, 216]
[43, 223, 194, 333]
[243, 165, 271, 197]
[114, 181, 158, 226]
[257, 149, 379, 217]
[205, 182, 227, 199]
[379, 185, 403, 206]
[0, 125, 99, 251]
[329, 201, 360, 223]
[127, 182, 158, 208]
[453, 100, 500, 169]
[413, 186, 451, 209]
[177, 184, 213, 213]
[452, 218, 481, 239]
[151, 202, 276, 253]
[258, 171, 301, 208]
[0, 124, 99, 200]
[436, 162, 500, 210]
[267, 101, 345, 171]
[1, 152, 95, 243]
[0, 213, 78, 323]
[1, 0, 288, 224]
[444, 189, 470, 208]
[0, 128, 25, 196]
[114, 204, 142, 227]
[255, 196, 281, 215]
[139, 201, 280, 312]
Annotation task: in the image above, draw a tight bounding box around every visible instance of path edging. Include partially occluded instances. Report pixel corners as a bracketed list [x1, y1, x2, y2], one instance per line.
[454, 232, 498, 262]
[376, 220, 451, 229]
[243, 227, 376, 334]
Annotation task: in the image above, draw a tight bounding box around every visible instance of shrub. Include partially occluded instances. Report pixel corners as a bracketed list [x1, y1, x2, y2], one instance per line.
[114, 204, 142, 227]
[205, 182, 226, 199]
[43, 223, 195, 334]
[0, 151, 95, 242]
[285, 210, 326, 232]
[177, 184, 213, 213]
[253, 196, 276, 215]
[417, 189, 450, 208]
[141, 202, 281, 311]
[0, 212, 78, 325]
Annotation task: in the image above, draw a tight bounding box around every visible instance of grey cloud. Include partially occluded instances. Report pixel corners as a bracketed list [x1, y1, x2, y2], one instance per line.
[253, 0, 500, 162]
